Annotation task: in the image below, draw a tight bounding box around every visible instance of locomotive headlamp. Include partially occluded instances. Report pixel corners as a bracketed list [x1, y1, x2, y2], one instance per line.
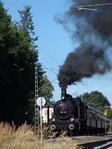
[70, 118, 74, 121]
[62, 96, 65, 100]
[52, 118, 55, 122]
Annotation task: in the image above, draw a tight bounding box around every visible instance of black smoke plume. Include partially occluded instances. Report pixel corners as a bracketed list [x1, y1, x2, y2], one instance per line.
[57, 0, 112, 89]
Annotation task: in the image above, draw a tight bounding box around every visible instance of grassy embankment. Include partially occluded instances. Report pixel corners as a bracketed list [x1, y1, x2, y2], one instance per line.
[0, 122, 77, 149]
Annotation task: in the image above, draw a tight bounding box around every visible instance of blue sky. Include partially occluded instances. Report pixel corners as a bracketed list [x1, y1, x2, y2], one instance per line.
[2, 0, 112, 104]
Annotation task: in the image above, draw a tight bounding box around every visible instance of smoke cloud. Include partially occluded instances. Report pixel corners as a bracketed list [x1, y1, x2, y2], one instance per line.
[57, 0, 112, 89]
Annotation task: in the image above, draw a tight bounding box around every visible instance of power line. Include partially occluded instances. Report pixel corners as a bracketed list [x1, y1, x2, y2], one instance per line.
[38, 46, 61, 65]
[87, 94, 99, 104]
[42, 64, 58, 75]
[76, 2, 112, 9]
[38, 46, 61, 78]
[38, 46, 60, 84]
[38, 78, 57, 91]
[77, 7, 97, 11]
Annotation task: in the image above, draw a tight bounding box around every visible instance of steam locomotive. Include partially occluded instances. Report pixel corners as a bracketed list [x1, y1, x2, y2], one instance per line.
[49, 90, 110, 135]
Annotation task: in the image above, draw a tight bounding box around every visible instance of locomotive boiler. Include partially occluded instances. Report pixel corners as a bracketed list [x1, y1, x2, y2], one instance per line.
[49, 89, 110, 136]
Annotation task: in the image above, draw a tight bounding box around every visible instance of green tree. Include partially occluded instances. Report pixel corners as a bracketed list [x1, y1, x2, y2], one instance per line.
[17, 6, 43, 124]
[0, 2, 38, 124]
[17, 6, 54, 123]
[0, 3, 54, 125]
[39, 75, 54, 101]
[0, 3, 38, 124]
[80, 91, 111, 114]
[0, 2, 25, 124]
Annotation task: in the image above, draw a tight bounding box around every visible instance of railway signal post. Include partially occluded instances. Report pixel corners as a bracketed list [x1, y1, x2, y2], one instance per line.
[37, 97, 46, 143]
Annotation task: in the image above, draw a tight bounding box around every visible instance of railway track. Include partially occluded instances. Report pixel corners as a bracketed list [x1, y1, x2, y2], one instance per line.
[73, 134, 112, 149]
[46, 134, 112, 149]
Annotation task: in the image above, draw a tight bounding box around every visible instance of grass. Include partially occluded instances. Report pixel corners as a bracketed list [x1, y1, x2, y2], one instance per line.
[0, 122, 77, 149]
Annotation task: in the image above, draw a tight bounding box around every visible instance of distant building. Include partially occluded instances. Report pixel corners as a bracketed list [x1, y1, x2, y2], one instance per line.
[42, 102, 54, 123]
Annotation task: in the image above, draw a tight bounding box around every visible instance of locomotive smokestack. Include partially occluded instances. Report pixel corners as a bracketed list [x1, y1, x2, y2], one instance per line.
[61, 88, 66, 100]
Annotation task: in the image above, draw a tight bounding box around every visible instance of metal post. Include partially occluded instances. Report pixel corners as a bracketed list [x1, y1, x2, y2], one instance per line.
[37, 97, 46, 144]
[47, 105, 50, 123]
[104, 108, 108, 135]
[105, 115, 106, 135]
[35, 66, 38, 126]
[40, 97, 43, 143]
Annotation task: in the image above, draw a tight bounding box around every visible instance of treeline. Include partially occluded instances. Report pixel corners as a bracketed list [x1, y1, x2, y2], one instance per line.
[0, 2, 54, 125]
[78, 91, 112, 119]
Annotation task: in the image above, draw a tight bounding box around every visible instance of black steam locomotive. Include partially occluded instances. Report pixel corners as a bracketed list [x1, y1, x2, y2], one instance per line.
[49, 90, 110, 135]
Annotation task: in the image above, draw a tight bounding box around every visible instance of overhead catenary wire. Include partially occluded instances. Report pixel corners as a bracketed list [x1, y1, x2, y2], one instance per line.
[76, 2, 112, 9]
[38, 46, 61, 65]
[38, 46, 61, 78]
[37, 46, 60, 89]
[38, 78, 58, 91]
[86, 94, 99, 104]
[42, 64, 58, 76]
[77, 7, 97, 11]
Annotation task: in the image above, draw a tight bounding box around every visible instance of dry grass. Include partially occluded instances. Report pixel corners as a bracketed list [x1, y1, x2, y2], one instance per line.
[0, 122, 77, 149]
[44, 137, 77, 149]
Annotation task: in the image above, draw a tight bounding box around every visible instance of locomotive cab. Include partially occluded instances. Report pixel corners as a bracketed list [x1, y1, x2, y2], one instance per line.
[72, 98, 86, 121]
